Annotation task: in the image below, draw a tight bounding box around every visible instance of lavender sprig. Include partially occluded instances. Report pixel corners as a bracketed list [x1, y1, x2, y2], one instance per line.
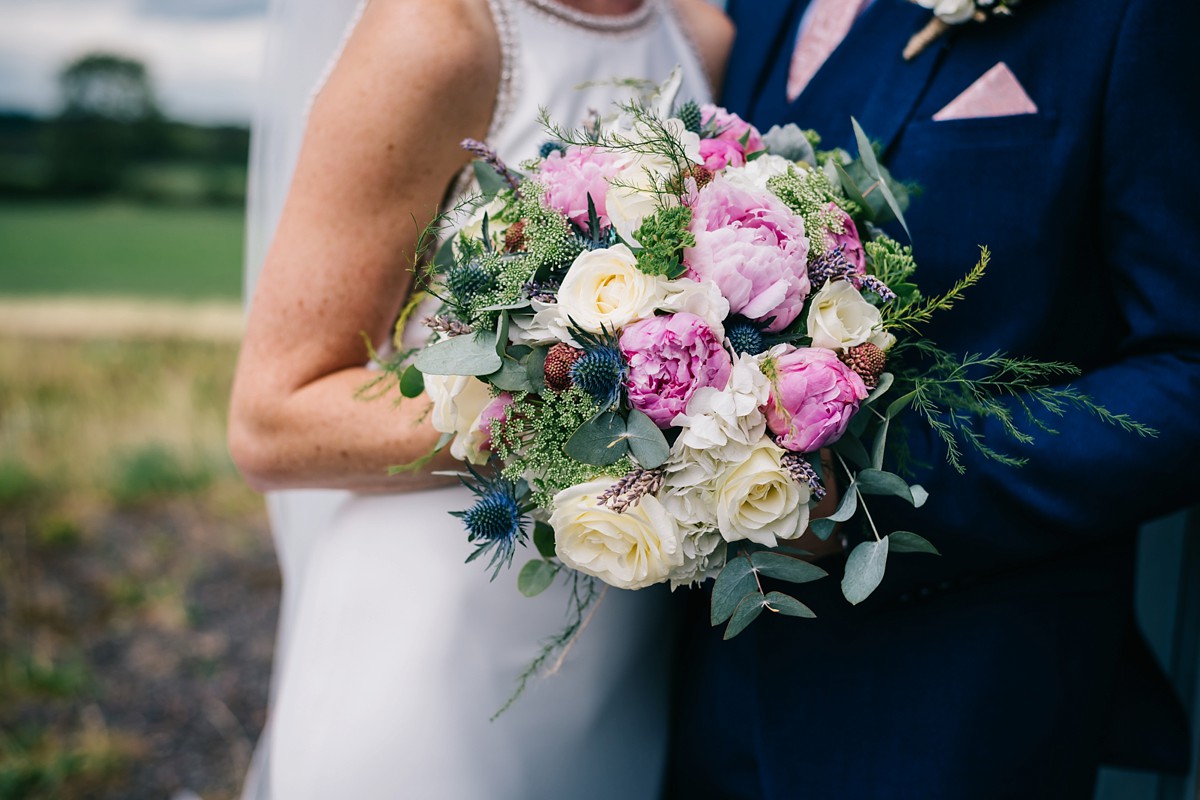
[781, 453, 827, 502]
[597, 467, 666, 514]
[461, 138, 522, 194]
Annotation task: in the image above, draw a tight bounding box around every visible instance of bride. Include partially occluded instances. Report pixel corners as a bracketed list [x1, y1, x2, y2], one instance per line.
[230, 0, 731, 797]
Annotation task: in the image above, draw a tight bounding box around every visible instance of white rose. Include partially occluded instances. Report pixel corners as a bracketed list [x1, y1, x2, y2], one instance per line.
[658, 278, 730, 339]
[552, 244, 664, 336]
[721, 154, 795, 194]
[916, 0, 977, 24]
[551, 478, 685, 590]
[423, 373, 493, 465]
[715, 440, 811, 547]
[806, 279, 894, 352]
[510, 297, 559, 346]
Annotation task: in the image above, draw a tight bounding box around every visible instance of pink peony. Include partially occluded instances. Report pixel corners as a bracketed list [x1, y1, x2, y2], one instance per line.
[685, 178, 811, 332]
[764, 346, 868, 453]
[539, 146, 623, 230]
[698, 105, 765, 172]
[826, 203, 866, 276]
[620, 313, 732, 428]
[477, 392, 514, 452]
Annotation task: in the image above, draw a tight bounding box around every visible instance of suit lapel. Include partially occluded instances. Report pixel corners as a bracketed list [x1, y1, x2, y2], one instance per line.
[751, 0, 949, 156]
[723, 0, 805, 114]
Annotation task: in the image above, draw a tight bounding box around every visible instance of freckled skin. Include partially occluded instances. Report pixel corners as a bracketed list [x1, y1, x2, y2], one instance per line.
[228, 0, 733, 494]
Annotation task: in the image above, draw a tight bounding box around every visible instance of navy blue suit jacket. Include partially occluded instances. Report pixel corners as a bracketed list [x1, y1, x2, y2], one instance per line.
[668, 0, 1199, 797]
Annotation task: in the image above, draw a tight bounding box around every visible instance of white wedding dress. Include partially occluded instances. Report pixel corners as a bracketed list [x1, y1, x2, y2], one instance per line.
[242, 2, 711, 798]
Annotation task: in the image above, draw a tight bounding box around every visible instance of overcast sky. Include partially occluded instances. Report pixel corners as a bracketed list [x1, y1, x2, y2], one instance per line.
[0, 0, 268, 123]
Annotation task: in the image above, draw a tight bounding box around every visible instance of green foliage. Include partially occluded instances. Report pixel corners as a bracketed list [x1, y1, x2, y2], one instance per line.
[891, 344, 1156, 473]
[109, 445, 214, 507]
[883, 246, 989, 333]
[0, 460, 42, 511]
[842, 538, 890, 605]
[633, 205, 694, 278]
[864, 236, 921, 306]
[888, 531, 940, 555]
[712, 548, 827, 638]
[492, 387, 632, 508]
[518, 187, 582, 277]
[517, 559, 557, 597]
[766, 167, 846, 259]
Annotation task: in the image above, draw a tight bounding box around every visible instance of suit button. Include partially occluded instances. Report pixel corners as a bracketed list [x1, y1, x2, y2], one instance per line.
[938, 581, 953, 591]
[898, 592, 912, 603]
[918, 586, 933, 598]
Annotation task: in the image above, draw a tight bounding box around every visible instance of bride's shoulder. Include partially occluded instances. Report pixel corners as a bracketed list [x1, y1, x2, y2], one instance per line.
[671, 0, 735, 93]
[342, 0, 501, 91]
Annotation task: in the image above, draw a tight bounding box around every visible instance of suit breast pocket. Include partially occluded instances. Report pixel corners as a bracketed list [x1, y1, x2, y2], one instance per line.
[899, 112, 1061, 152]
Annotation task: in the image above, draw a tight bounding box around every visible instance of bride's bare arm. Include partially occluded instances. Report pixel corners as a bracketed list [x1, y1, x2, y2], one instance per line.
[229, 0, 500, 493]
[674, 0, 735, 98]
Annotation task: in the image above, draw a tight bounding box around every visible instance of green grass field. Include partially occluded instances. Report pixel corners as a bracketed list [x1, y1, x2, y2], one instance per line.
[0, 202, 244, 299]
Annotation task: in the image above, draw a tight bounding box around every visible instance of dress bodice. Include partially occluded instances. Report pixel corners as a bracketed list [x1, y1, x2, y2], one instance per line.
[488, 0, 713, 164]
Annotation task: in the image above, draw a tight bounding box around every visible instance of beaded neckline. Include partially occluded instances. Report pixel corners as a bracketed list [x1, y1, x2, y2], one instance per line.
[518, 0, 658, 34]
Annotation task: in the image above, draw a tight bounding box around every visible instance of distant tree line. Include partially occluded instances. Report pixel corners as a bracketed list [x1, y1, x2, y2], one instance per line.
[0, 52, 250, 206]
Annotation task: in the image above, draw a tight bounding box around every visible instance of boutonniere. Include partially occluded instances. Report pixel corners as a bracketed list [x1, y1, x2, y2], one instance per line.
[904, 0, 1020, 60]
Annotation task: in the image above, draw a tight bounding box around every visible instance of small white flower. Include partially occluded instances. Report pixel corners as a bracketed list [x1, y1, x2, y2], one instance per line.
[551, 478, 685, 590]
[806, 279, 894, 352]
[722, 154, 795, 194]
[658, 278, 730, 339]
[667, 525, 728, 590]
[672, 353, 771, 452]
[915, 0, 978, 24]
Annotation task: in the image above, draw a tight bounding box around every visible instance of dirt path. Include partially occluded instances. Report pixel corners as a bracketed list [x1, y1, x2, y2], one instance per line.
[0, 297, 244, 342]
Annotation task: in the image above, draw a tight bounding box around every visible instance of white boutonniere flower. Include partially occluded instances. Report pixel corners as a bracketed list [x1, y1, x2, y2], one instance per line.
[904, 0, 1020, 61]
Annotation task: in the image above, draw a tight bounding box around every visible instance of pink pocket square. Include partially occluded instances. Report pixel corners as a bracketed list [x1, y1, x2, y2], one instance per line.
[932, 62, 1038, 121]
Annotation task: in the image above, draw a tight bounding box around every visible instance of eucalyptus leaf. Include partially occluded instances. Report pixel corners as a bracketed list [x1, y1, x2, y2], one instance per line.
[851, 117, 881, 179]
[856, 468, 925, 507]
[488, 357, 537, 392]
[526, 346, 549, 392]
[533, 521, 558, 560]
[841, 537, 889, 605]
[750, 551, 828, 584]
[710, 556, 757, 626]
[479, 300, 534, 313]
[399, 364, 425, 398]
[910, 485, 929, 508]
[833, 433, 871, 471]
[764, 592, 816, 618]
[564, 411, 629, 466]
[865, 372, 895, 406]
[494, 311, 510, 357]
[827, 481, 859, 522]
[517, 559, 557, 597]
[834, 161, 874, 221]
[885, 389, 918, 420]
[876, 176, 912, 240]
[724, 593, 766, 640]
[413, 333, 502, 376]
[810, 517, 837, 541]
[625, 409, 670, 469]
[473, 160, 510, 201]
[871, 417, 889, 470]
[888, 531, 940, 555]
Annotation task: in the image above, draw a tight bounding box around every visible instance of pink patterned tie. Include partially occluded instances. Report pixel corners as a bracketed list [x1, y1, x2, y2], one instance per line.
[787, 0, 870, 101]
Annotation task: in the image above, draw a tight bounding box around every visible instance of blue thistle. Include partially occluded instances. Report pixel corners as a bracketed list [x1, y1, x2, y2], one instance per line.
[451, 469, 530, 580]
[727, 317, 767, 355]
[539, 140, 566, 159]
[447, 260, 496, 306]
[567, 323, 627, 410]
[676, 99, 703, 135]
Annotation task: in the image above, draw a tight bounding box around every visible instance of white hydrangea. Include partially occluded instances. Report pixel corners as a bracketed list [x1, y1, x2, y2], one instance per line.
[672, 352, 772, 452]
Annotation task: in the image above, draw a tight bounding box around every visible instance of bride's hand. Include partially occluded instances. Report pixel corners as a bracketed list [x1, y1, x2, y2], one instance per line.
[229, 0, 500, 493]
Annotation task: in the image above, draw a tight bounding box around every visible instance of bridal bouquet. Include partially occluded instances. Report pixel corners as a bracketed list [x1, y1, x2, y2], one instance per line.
[381, 74, 1146, 661]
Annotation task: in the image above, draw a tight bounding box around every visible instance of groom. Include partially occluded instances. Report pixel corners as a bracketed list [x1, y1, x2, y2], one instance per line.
[669, 0, 1198, 797]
